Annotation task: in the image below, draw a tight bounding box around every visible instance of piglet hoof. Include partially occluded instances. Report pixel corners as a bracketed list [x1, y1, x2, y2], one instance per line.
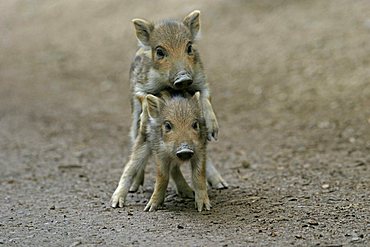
[144, 199, 162, 212]
[129, 182, 141, 193]
[206, 116, 219, 141]
[129, 170, 144, 192]
[110, 187, 127, 208]
[207, 175, 229, 189]
[177, 187, 195, 199]
[211, 180, 229, 190]
[195, 191, 211, 212]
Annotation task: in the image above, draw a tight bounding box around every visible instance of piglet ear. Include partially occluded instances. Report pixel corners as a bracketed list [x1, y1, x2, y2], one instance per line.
[145, 94, 163, 119]
[183, 10, 201, 40]
[132, 18, 154, 46]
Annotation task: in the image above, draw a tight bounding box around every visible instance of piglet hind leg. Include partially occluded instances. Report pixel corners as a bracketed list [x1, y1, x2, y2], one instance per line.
[171, 165, 194, 199]
[206, 157, 229, 189]
[129, 168, 144, 192]
[129, 99, 148, 193]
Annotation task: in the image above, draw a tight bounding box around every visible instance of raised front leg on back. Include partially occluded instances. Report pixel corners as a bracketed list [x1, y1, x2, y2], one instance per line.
[201, 96, 219, 141]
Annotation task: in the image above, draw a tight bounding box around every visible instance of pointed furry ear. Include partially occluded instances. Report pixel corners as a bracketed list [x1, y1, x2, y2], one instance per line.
[145, 94, 163, 119]
[183, 10, 201, 40]
[132, 18, 154, 46]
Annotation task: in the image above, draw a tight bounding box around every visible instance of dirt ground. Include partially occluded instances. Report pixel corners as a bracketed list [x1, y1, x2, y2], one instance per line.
[1, 0, 369, 246]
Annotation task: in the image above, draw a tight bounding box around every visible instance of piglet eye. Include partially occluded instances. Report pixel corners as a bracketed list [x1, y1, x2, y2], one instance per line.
[187, 43, 193, 55]
[164, 121, 172, 132]
[192, 121, 199, 130]
[156, 47, 166, 60]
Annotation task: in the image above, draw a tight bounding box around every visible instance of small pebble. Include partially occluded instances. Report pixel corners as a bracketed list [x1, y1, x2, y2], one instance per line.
[307, 219, 319, 225]
[318, 121, 330, 129]
[241, 160, 250, 168]
[69, 241, 82, 247]
[321, 184, 330, 189]
[351, 236, 360, 242]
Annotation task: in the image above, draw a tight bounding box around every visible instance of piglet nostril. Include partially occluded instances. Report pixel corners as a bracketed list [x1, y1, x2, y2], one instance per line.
[173, 73, 193, 89]
[176, 148, 194, 161]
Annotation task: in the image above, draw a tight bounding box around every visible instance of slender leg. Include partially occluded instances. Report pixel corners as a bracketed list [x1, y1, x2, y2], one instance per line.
[130, 95, 228, 192]
[191, 156, 211, 212]
[199, 95, 228, 188]
[171, 165, 194, 198]
[129, 97, 142, 143]
[129, 168, 145, 192]
[128, 97, 147, 192]
[131, 155, 229, 192]
[144, 157, 170, 212]
[111, 137, 150, 208]
[206, 158, 229, 189]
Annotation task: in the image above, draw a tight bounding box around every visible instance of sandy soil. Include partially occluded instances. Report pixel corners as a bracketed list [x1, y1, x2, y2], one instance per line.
[1, 0, 369, 246]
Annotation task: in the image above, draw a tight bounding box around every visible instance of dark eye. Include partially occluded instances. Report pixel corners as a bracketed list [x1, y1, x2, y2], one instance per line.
[156, 47, 166, 60]
[187, 43, 193, 55]
[164, 121, 172, 132]
[192, 121, 199, 130]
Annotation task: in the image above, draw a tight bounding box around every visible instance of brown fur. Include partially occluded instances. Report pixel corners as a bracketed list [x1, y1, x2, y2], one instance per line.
[111, 11, 228, 211]
[126, 10, 228, 192]
[112, 92, 210, 211]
